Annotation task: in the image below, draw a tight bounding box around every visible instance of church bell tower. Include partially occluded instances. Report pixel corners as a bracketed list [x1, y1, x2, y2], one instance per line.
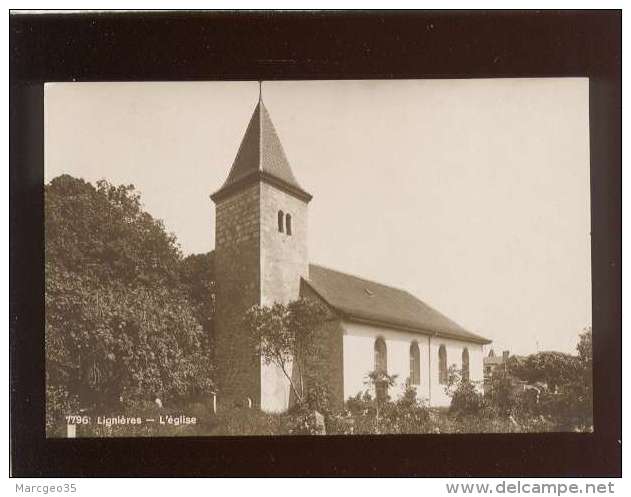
[210, 87, 312, 412]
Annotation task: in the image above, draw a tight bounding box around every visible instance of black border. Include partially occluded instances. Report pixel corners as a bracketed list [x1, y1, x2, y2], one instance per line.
[9, 10, 621, 477]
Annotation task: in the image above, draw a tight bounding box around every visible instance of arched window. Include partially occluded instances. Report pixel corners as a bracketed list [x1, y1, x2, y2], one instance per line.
[374, 338, 387, 373]
[462, 348, 470, 382]
[285, 213, 292, 236]
[409, 341, 421, 385]
[438, 344, 447, 385]
[277, 210, 284, 233]
[374, 338, 388, 401]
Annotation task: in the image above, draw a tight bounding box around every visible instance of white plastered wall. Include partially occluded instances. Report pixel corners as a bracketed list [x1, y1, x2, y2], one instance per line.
[341, 320, 484, 407]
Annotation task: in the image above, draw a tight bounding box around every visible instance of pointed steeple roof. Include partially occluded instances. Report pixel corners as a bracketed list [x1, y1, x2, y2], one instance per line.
[211, 98, 312, 203]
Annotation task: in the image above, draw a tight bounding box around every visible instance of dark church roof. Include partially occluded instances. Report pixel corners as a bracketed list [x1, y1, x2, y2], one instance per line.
[211, 100, 312, 202]
[304, 264, 491, 344]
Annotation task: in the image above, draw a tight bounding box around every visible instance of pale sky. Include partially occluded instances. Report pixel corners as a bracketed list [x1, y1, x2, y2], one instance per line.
[45, 79, 591, 356]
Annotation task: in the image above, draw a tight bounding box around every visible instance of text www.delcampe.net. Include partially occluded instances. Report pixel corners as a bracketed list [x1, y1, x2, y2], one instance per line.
[445, 481, 615, 496]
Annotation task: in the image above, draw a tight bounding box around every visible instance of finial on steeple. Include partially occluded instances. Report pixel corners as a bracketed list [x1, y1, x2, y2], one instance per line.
[258, 81, 262, 102]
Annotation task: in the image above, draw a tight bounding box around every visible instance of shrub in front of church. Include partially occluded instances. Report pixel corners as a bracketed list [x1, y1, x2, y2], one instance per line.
[45, 175, 214, 436]
[262, 381, 335, 435]
[481, 366, 519, 418]
[329, 384, 431, 435]
[244, 298, 329, 406]
[443, 364, 485, 417]
[295, 380, 334, 417]
[448, 379, 485, 417]
[328, 391, 377, 434]
[379, 385, 431, 434]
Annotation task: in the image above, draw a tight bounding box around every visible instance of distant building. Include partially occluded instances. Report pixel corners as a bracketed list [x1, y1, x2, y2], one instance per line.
[210, 95, 492, 412]
[483, 349, 532, 398]
[483, 349, 510, 381]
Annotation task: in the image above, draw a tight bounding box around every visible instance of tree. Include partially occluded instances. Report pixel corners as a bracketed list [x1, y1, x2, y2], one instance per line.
[45, 175, 214, 432]
[46, 175, 182, 286]
[506, 327, 593, 429]
[576, 327, 592, 371]
[564, 327, 592, 426]
[179, 251, 215, 341]
[244, 298, 329, 405]
[508, 351, 580, 392]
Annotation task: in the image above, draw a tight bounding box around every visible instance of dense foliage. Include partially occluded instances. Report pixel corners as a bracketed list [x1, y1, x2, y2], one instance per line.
[507, 327, 593, 429]
[507, 352, 580, 391]
[45, 175, 214, 435]
[335, 384, 431, 434]
[449, 379, 485, 417]
[179, 251, 215, 340]
[484, 368, 517, 415]
[443, 327, 593, 431]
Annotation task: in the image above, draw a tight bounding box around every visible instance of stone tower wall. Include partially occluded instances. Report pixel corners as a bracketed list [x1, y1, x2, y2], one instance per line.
[259, 182, 309, 306]
[259, 182, 309, 412]
[213, 183, 261, 408]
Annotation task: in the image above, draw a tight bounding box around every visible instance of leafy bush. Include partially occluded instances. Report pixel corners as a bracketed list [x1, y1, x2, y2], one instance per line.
[485, 369, 517, 415]
[330, 383, 430, 435]
[380, 385, 431, 433]
[334, 391, 377, 434]
[449, 379, 485, 416]
[207, 407, 287, 436]
[432, 409, 556, 434]
[442, 363, 485, 417]
[301, 381, 333, 415]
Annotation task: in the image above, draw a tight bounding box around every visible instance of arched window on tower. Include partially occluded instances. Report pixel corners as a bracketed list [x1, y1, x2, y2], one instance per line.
[409, 341, 421, 385]
[438, 344, 447, 385]
[285, 213, 292, 236]
[277, 210, 284, 233]
[374, 338, 388, 402]
[462, 347, 470, 382]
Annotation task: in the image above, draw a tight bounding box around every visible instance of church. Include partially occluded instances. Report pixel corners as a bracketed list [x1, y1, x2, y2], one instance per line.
[210, 94, 492, 413]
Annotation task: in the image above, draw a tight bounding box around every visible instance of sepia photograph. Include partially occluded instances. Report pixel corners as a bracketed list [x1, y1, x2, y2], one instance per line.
[43, 78, 593, 438]
[9, 6, 623, 480]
